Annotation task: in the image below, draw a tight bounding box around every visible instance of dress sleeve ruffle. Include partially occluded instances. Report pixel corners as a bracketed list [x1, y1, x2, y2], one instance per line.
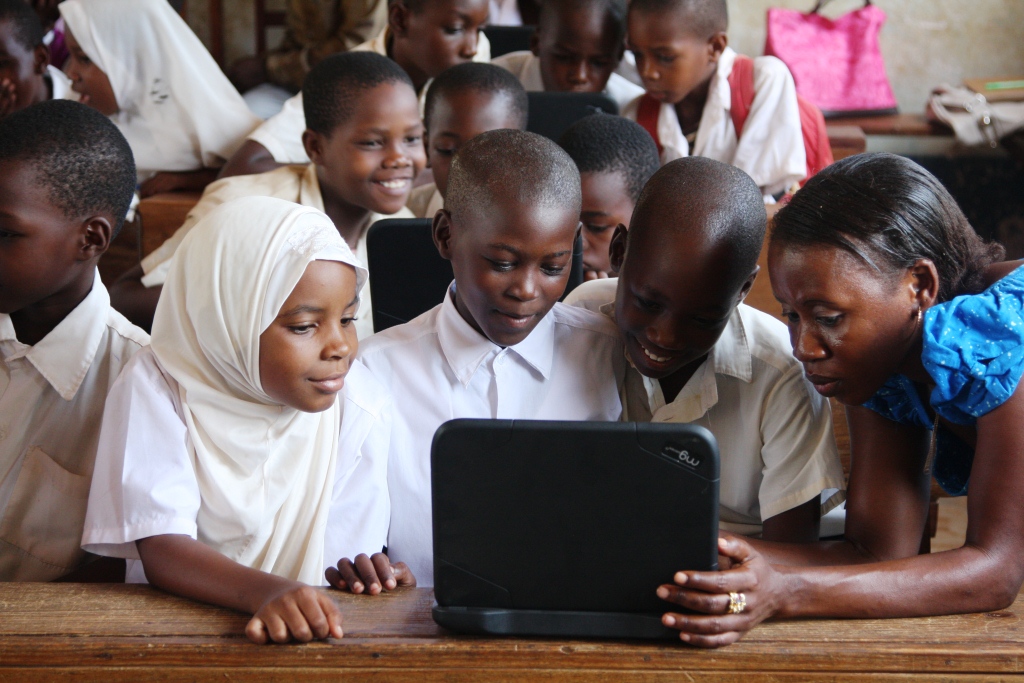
[923, 266, 1024, 425]
[862, 374, 931, 427]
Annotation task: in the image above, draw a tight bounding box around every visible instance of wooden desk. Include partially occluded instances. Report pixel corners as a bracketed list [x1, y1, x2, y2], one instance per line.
[833, 113, 952, 137]
[137, 192, 202, 259]
[1, 584, 1021, 680]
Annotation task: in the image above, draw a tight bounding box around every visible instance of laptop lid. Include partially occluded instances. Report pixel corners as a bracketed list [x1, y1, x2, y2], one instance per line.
[431, 419, 719, 618]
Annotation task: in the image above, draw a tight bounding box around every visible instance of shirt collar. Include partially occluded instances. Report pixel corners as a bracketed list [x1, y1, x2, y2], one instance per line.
[521, 54, 545, 90]
[0, 269, 110, 401]
[300, 163, 326, 213]
[437, 286, 555, 386]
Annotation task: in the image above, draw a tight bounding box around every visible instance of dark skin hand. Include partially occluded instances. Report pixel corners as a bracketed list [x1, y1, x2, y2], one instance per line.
[137, 535, 344, 644]
[658, 250, 1024, 647]
[218, 140, 284, 180]
[326, 552, 416, 595]
[108, 263, 160, 332]
[139, 168, 220, 198]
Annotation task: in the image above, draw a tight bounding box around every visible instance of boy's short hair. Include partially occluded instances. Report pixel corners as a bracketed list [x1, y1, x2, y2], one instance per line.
[630, 157, 764, 279]
[558, 114, 660, 202]
[539, 0, 628, 45]
[303, 52, 415, 135]
[424, 63, 529, 131]
[629, 0, 728, 36]
[447, 129, 581, 220]
[0, 0, 44, 52]
[0, 100, 136, 236]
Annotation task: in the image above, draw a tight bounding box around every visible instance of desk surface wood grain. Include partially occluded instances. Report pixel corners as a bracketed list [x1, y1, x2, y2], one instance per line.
[0, 584, 1022, 681]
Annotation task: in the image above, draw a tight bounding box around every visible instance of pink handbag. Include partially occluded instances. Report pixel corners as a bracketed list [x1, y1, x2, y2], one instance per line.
[765, 0, 898, 118]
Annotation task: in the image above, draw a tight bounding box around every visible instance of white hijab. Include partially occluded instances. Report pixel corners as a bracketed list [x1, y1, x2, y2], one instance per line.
[59, 0, 260, 176]
[151, 196, 367, 585]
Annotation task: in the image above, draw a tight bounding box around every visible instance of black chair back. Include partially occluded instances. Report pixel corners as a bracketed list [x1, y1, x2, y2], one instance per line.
[483, 25, 535, 58]
[367, 219, 586, 333]
[526, 92, 618, 142]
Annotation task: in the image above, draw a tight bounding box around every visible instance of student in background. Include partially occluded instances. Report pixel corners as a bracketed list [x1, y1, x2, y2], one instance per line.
[492, 0, 642, 111]
[0, 0, 76, 118]
[407, 62, 528, 219]
[59, 0, 260, 197]
[334, 130, 624, 589]
[658, 153, 1024, 648]
[83, 197, 403, 644]
[222, 0, 491, 178]
[109, 52, 423, 337]
[0, 100, 148, 582]
[558, 114, 659, 280]
[624, 0, 805, 199]
[565, 157, 844, 543]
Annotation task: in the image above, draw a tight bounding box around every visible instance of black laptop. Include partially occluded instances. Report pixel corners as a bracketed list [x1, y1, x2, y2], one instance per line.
[431, 419, 720, 639]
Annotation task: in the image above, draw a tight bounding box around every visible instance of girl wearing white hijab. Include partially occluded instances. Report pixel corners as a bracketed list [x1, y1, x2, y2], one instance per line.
[60, 0, 260, 197]
[82, 197, 410, 644]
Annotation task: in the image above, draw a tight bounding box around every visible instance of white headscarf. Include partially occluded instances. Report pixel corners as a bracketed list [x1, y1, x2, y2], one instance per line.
[59, 0, 260, 176]
[151, 196, 367, 585]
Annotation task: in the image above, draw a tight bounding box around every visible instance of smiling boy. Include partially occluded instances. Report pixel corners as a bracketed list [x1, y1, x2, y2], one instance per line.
[0, 100, 147, 581]
[109, 52, 423, 336]
[491, 0, 642, 111]
[222, 0, 491, 177]
[348, 130, 624, 588]
[566, 157, 844, 542]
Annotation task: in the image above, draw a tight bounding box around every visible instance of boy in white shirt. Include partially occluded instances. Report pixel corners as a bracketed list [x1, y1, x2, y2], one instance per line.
[623, 0, 806, 198]
[0, 100, 147, 581]
[407, 62, 528, 219]
[492, 0, 642, 112]
[0, 0, 76, 118]
[334, 130, 624, 589]
[221, 0, 492, 177]
[109, 52, 424, 338]
[565, 157, 844, 541]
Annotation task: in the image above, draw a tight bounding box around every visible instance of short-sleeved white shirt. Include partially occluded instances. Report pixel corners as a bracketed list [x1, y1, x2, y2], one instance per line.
[0, 272, 148, 580]
[491, 50, 644, 113]
[565, 278, 845, 536]
[358, 289, 624, 586]
[81, 347, 392, 585]
[621, 47, 806, 198]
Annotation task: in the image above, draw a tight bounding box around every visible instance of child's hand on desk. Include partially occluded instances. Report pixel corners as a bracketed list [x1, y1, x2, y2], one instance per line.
[657, 534, 782, 648]
[246, 582, 344, 644]
[325, 552, 416, 595]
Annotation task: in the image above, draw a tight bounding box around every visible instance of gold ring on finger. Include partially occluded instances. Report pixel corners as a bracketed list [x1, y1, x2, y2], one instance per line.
[727, 591, 746, 614]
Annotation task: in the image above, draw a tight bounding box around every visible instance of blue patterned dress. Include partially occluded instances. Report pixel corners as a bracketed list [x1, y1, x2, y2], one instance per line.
[862, 265, 1024, 495]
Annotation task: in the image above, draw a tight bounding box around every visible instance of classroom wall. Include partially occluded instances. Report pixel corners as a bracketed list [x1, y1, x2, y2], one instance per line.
[186, 0, 1024, 116]
[726, 0, 1024, 114]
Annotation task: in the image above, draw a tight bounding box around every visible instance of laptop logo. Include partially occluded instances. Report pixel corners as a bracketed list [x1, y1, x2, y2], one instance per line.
[662, 443, 700, 468]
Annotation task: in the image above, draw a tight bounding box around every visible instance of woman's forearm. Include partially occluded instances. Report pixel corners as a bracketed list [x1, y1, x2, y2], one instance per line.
[753, 536, 883, 568]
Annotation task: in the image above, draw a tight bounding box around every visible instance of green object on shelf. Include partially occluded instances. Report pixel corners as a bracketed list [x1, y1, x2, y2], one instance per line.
[985, 80, 1024, 91]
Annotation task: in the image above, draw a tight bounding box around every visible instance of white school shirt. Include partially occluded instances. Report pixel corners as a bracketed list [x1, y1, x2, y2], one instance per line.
[358, 289, 624, 586]
[247, 28, 492, 164]
[138, 163, 413, 339]
[622, 47, 806, 198]
[82, 347, 392, 584]
[47, 65, 78, 101]
[488, 0, 522, 26]
[491, 50, 644, 113]
[565, 278, 845, 536]
[0, 271, 148, 580]
[406, 181, 443, 219]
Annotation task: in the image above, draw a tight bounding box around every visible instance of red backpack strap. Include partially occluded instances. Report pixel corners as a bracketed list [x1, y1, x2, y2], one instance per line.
[727, 54, 756, 136]
[796, 95, 834, 184]
[635, 93, 663, 158]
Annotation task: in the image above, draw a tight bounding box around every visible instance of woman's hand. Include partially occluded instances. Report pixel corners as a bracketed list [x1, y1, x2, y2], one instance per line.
[325, 552, 416, 595]
[658, 534, 785, 648]
[245, 582, 344, 644]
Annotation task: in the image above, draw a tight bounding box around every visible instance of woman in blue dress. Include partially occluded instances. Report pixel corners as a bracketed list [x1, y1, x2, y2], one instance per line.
[656, 153, 1024, 646]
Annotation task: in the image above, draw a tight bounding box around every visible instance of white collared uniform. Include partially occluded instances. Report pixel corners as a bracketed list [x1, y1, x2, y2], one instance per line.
[491, 50, 644, 113]
[0, 272, 148, 580]
[47, 65, 78, 101]
[622, 47, 806, 198]
[81, 349, 392, 584]
[247, 28, 492, 164]
[139, 164, 413, 339]
[565, 279, 844, 536]
[358, 290, 624, 586]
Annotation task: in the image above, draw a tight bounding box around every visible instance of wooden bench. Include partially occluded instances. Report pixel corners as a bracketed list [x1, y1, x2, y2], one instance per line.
[137, 191, 202, 259]
[1, 583, 1019, 680]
